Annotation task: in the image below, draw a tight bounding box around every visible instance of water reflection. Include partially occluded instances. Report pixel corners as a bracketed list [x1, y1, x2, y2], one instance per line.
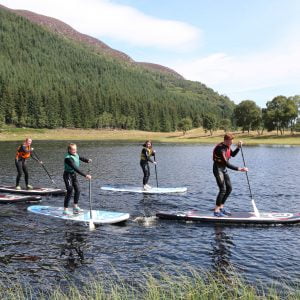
[211, 226, 234, 273]
[140, 194, 155, 217]
[60, 231, 86, 271]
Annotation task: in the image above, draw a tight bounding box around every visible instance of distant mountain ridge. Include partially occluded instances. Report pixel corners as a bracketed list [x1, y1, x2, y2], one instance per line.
[0, 4, 183, 79]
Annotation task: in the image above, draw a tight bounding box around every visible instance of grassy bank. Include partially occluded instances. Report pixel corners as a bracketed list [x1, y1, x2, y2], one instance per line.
[0, 127, 300, 145]
[1, 271, 299, 299]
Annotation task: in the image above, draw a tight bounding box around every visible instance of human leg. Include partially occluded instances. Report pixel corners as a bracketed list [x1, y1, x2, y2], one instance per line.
[140, 161, 150, 186]
[21, 160, 30, 188]
[63, 172, 73, 209]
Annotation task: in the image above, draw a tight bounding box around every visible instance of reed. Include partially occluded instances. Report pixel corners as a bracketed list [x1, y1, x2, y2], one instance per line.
[0, 270, 299, 300]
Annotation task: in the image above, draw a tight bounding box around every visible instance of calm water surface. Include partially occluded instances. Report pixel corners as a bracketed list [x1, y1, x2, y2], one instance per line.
[0, 141, 299, 291]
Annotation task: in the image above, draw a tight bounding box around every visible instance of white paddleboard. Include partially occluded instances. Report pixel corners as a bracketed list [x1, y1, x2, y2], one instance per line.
[0, 193, 41, 204]
[0, 185, 65, 195]
[28, 205, 130, 224]
[101, 185, 187, 194]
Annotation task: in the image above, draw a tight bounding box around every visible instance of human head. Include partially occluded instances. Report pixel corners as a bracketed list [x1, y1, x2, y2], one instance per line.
[24, 138, 32, 146]
[223, 133, 234, 146]
[68, 143, 77, 155]
[143, 140, 152, 148]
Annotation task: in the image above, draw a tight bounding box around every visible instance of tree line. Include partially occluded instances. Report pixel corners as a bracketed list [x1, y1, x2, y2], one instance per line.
[235, 96, 299, 135]
[193, 95, 299, 136]
[0, 8, 235, 132]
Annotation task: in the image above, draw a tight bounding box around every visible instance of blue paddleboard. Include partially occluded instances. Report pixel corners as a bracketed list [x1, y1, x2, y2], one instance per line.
[101, 185, 187, 194]
[28, 205, 130, 224]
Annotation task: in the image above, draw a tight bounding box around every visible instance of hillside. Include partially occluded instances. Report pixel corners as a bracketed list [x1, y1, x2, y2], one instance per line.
[0, 6, 235, 131]
[0, 4, 183, 79]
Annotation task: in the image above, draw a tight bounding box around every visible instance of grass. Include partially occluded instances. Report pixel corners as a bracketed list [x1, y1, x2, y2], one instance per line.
[0, 126, 300, 145]
[0, 270, 299, 299]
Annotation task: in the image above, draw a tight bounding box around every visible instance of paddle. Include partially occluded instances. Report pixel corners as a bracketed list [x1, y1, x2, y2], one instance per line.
[240, 146, 260, 218]
[32, 150, 57, 187]
[153, 154, 158, 188]
[88, 177, 95, 231]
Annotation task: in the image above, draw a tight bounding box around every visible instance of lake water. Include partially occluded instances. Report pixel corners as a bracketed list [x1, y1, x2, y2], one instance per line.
[0, 140, 299, 292]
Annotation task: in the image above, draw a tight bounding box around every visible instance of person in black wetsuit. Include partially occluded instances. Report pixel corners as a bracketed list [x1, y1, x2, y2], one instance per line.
[140, 140, 156, 190]
[63, 143, 92, 216]
[15, 138, 39, 190]
[213, 133, 248, 217]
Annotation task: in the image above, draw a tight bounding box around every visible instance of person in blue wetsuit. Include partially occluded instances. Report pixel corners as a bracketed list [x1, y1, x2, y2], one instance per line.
[140, 140, 156, 190]
[212, 133, 248, 217]
[63, 143, 92, 216]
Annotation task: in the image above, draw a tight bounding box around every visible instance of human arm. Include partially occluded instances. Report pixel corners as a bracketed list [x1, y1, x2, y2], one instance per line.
[231, 141, 243, 157]
[79, 156, 92, 163]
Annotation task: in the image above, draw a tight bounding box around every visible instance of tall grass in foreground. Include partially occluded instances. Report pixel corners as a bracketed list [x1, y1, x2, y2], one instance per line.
[0, 270, 300, 299]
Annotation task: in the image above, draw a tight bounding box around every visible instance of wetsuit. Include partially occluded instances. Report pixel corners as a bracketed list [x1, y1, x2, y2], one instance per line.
[140, 147, 155, 185]
[213, 143, 240, 206]
[15, 144, 37, 186]
[63, 153, 89, 208]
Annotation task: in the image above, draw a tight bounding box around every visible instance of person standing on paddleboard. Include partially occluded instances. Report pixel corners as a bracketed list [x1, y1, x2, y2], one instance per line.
[15, 138, 39, 190]
[63, 143, 92, 216]
[140, 140, 156, 190]
[213, 133, 248, 217]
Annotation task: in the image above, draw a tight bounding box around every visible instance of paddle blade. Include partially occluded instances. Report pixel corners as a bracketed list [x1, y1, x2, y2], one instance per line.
[252, 199, 260, 218]
[89, 219, 95, 231]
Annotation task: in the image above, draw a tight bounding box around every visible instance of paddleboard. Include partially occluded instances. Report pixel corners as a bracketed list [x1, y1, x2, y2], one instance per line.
[0, 194, 41, 204]
[101, 185, 187, 194]
[27, 205, 130, 224]
[0, 186, 65, 195]
[156, 210, 300, 225]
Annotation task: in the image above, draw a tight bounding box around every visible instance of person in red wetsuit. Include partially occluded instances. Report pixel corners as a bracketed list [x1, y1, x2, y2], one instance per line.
[212, 133, 248, 217]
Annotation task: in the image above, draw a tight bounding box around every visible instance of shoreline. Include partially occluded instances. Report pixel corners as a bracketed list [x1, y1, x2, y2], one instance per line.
[0, 127, 299, 145]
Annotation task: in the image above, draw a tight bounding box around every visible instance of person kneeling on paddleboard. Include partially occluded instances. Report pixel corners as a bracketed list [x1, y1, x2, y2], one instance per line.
[140, 140, 156, 190]
[63, 143, 92, 216]
[15, 138, 39, 190]
[213, 133, 248, 217]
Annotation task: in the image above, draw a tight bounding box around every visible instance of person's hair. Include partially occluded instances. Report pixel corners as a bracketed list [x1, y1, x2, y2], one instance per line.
[24, 138, 32, 143]
[68, 143, 77, 151]
[224, 133, 234, 140]
[143, 140, 152, 147]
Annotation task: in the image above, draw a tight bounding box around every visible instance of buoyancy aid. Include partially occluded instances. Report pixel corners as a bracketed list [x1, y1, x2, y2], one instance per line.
[213, 142, 231, 164]
[15, 145, 31, 160]
[140, 147, 153, 161]
[64, 153, 80, 173]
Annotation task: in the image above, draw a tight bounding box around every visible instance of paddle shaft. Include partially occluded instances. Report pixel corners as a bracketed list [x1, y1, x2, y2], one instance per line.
[240, 146, 253, 198]
[32, 150, 56, 186]
[154, 154, 158, 188]
[89, 179, 93, 217]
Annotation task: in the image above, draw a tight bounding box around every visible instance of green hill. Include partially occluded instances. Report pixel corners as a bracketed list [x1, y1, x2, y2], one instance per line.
[0, 7, 235, 131]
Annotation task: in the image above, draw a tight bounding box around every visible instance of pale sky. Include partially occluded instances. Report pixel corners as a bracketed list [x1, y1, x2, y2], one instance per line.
[1, 0, 300, 107]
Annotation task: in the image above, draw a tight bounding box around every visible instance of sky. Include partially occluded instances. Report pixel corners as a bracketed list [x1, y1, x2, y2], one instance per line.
[1, 0, 300, 107]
